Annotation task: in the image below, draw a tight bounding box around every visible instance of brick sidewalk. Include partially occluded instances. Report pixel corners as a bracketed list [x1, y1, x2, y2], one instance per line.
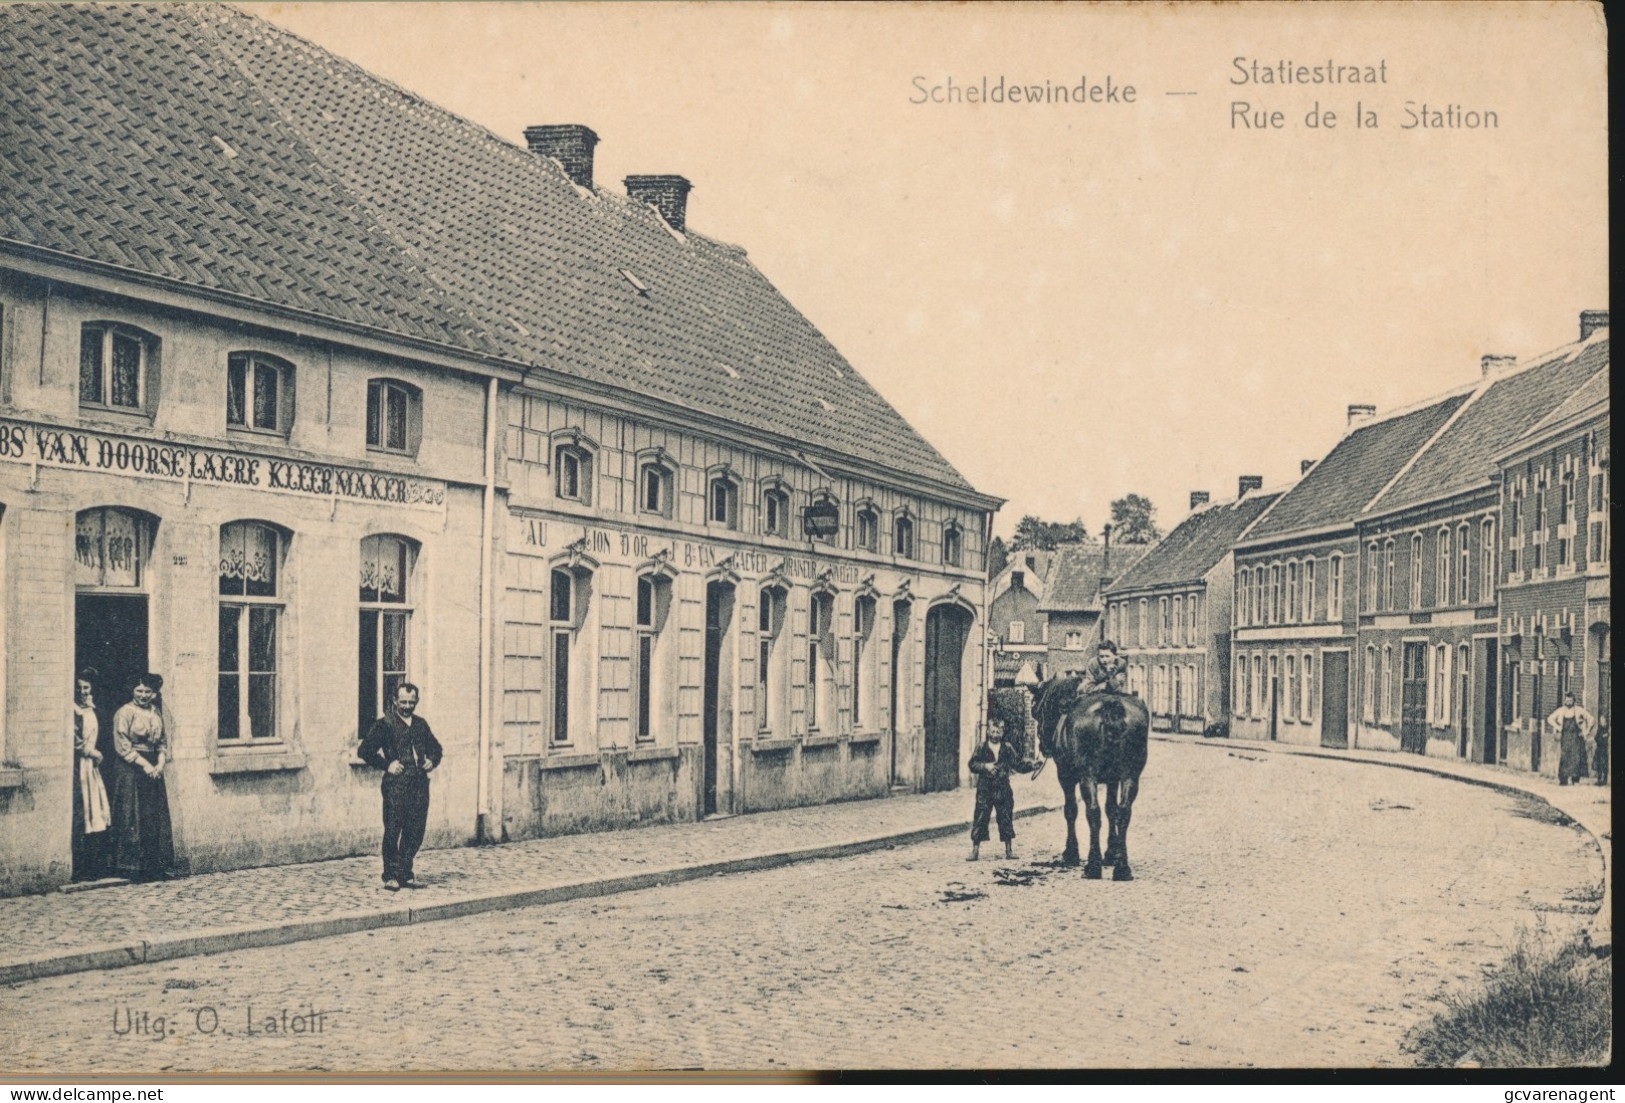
[0, 778, 1056, 984]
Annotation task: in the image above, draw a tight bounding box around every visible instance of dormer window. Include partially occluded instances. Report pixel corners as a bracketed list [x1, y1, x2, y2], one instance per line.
[942, 522, 963, 568]
[80, 322, 156, 414]
[855, 506, 879, 552]
[554, 438, 596, 506]
[763, 486, 791, 537]
[894, 513, 915, 559]
[638, 456, 675, 519]
[708, 471, 739, 530]
[227, 352, 294, 434]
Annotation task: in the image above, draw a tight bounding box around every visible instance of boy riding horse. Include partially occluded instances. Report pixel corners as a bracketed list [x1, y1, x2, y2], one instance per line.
[1036, 640, 1129, 759]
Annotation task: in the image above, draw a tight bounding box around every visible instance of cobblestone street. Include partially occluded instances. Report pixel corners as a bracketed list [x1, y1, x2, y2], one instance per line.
[1, 740, 1603, 1071]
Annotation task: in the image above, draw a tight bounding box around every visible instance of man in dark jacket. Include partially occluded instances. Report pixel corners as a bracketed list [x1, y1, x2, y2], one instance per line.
[359, 683, 443, 890]
[1081, 640, 1129, 695]
[967, 722, 1024, 861]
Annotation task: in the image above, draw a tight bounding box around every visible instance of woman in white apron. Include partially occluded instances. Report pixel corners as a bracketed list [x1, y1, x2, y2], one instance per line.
[71, 668, 113, 880]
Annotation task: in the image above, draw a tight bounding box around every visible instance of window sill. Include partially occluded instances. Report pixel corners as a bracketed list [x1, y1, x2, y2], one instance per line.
[751, 737, 798, 753]
[848, 732, 883, 746]
[627, 745, 680, 763]
[0, 767, 24, 791]
[536, 752, 603, 771]
[226, 425, 291, 442]
[365, 445, 419, 462]
[210, 750, 307, 775]
[802, 732, 842, 748]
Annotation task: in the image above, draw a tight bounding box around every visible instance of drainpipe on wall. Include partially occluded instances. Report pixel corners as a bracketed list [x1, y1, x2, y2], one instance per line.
[476, 375, 499, 844]
[978, 509, 994, 747]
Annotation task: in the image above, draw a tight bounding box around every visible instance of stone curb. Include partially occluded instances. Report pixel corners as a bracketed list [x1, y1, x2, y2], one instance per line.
[1162, 734, 1612, 945]
[0, 803, 1054, 987]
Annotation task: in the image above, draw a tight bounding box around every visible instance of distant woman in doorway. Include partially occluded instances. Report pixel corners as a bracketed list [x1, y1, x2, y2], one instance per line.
[71, 668, 113, 881]
[109, 672, 176, 881]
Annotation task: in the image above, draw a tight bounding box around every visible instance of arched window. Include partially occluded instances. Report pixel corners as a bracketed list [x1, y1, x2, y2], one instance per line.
[707, 471, 739, 530]
[1436, 528, 1452, 607]
[1286, 653, 1299, 719]
[853, 595, 876, 730]
[1301, 559, 1316, 623]
[219, 522, 286, 742]
[80, 322, 158, 414]
[358, 535, 418, 735]
[1480, 518, 1497, 600]
[855, 505, 880, 553]
[1382, 540, 1396, 611]
[554, 439, 595, 505]
[942, 522, 963, 568]
[1137, 597, 1148, 646]
[637, 453, 675, 519]
[549, 564, 593, 746]
[1363, 645, 1377, 723]
[762, 485, 791, 538]
[633, 574, 671, 743]
[1301, 652, 1316, 722]
[1328, 554, 1344, 620]
[1236, 569, 1250, 626]
[1383, 644, 1396, 723]
[893, 513, 915, 559]
[1236, 655, 1249, 718]
[365, 378, 421, 455]
[758, 585, 787, 732]
[1285, 562, 1299, 623]
[1409, 534, 1424, 609]
[808, 590, 836, 731]
[227, 352, 294, 434]
[1459, 522, 1472, 603]
[1365, 543, 1380, 612]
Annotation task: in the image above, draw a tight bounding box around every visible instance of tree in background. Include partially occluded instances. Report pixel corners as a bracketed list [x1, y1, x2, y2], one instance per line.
[986, 535, 1009, 579]
[1109, 494, 1161, 544]
[1010, 515, 1090, 551]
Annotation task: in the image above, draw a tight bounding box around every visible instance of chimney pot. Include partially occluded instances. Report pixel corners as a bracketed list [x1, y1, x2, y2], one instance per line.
[1189, 490, 1210, 511]
[1580, 310, 1609, 341]
[1301, 459, 1315, 475]
[1347, 403, 1377, 428]
[1481, 354, 1517, 378]
[1238, 475, 1263, 497]
[525, 124, 599, 189]
[625, 174, 694, 232]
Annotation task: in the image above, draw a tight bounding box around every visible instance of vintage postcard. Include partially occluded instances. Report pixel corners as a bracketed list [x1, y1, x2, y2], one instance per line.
[0, 0, 1610, 1078]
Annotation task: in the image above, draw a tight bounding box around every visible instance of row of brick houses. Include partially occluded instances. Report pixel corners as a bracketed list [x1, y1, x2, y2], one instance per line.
[988, 542, 1149, 689]
[1228, 318, 1609, 770]
[0, 4, 999, 895]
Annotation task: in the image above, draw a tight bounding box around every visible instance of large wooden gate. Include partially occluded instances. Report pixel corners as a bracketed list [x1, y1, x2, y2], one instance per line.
[923, 604, 972, 792]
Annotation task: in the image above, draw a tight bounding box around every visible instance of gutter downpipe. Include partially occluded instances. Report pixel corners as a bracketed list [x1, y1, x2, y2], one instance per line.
[979, 509, 995, 749]
[476, 375, 498, 843]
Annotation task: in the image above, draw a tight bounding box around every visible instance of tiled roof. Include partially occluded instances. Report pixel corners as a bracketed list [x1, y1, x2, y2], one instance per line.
[0, 3, 977, 493]
[1369, 335, 1610, 515]
[1512, 360, 1609, 450]
[1038, 542, 1149, 612]
[1242, 392, 1470, 543]
[1105, 491, 1281, 594]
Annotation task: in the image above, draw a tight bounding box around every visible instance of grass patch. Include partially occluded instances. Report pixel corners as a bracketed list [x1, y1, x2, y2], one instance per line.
[1407, 928, 1612, 1067]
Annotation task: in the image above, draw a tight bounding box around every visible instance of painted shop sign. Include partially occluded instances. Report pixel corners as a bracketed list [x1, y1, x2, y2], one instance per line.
[511, 514, 862, 584]
[0, 417, 447, 511]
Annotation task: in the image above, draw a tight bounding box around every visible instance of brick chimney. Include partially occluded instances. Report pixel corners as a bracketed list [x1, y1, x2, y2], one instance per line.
[1301, 459, 1315, 475]
[525, 124, 598, 189]
[1481, 354, 1517, 377]
[1580, 310, 1608, 340]
[1189, 490, 1210, 511]
[625, 175, 693, 232]
[1238, 475, 1263, 497]
[1347, 403, 1377, 429]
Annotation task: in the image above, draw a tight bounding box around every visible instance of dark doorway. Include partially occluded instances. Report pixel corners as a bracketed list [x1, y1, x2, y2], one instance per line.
[890, 600, 912, 786]
[1481, 639, 1499, 763]
[922, 604, 971, 792]
[76, 594, 150, 715]
[1400, 642, 1428, 753]
[702, 582, 734, 817]
[1267, 655, 1280, 741]
[1320, 650, 1349, 749]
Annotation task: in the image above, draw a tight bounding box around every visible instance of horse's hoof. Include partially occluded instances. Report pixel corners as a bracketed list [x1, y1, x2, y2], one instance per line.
[1113, 864, 1134, 881]
[1084, 862, 1103, 880]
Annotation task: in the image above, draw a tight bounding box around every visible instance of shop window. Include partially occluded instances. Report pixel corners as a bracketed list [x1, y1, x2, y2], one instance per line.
[226, 352, 294, 435]
[763, 487, 791, 538]
[358, 535, 417, 736]
[707, 474, 739, 530]
[893, 514, 915, 559]
[854, 596, 876, 729]
[555, 442, 594, 505]
[633, 575, 670, 743]
[549, 565, 592, 746]
[856, 507, 879, 553]
[365, 378, 421, 456]
[758, 586, 786, 731]
[218, 522, 285, 742]
[942, 523, 963, 568]
[80, 322, 157, 414]
[809, 591, 836, 731]
[75, 507, 150, 588]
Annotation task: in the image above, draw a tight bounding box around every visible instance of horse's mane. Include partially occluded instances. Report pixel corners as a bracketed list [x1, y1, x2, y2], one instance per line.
[1033, 676, 1081, 736]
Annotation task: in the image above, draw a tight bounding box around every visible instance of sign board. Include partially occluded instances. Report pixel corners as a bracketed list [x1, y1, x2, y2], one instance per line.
[802, 501, 840, 539]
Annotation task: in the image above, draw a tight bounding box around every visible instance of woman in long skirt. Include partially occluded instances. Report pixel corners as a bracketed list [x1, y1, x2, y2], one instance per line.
[70, 668, 112, 880]
[109, 672, 175, 881]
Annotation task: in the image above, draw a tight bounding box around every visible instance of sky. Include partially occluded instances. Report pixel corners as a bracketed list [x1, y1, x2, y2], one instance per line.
[250, 2, 1609, 540]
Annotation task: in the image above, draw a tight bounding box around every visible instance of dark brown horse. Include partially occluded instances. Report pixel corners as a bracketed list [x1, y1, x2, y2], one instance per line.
[1032, 677, 1151, 880]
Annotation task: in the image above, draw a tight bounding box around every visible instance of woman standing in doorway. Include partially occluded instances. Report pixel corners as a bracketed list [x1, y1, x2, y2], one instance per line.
[109, 673, 175, 881]
[71, 668, 112, 880]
